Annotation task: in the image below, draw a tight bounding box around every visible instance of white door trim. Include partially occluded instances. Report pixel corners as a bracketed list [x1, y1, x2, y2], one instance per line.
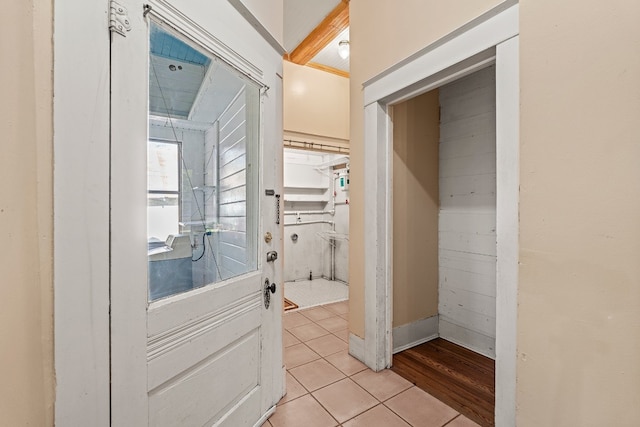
[494, 35, 519, 427]
[361, 2, 519, 426]
[53, 0, 111, 425]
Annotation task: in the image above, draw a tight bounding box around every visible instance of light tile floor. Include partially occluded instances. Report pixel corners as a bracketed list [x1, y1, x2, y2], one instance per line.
[264, 302, 480, 427]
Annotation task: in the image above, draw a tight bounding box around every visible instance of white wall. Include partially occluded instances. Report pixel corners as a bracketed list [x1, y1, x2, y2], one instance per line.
[283, 149, 349, 282]
[217, 87, 254, 279]
[438, 66, 497, 358]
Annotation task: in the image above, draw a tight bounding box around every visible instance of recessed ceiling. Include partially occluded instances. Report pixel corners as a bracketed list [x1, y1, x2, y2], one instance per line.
[149, 23, 249, 123]
[310, 27, 349, 73]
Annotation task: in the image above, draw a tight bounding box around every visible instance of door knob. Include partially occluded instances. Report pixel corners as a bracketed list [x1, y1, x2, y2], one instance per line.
[266, 251, 278, 262]
[264, 278, 277, 309]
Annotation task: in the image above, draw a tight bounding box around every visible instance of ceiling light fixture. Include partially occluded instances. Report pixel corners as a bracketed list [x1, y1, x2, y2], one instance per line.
[338, 40, 350, 59]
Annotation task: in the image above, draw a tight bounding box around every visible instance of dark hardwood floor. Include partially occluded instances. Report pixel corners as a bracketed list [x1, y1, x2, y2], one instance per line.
[391, 338, 495, 427]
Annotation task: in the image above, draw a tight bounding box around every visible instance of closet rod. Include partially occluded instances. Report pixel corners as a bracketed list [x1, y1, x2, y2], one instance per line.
[284, 139, 350, 154]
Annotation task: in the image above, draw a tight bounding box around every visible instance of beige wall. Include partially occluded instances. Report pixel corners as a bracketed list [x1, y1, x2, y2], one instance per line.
[283, 61, 350, 141]
[348, 0, 504, 339]
[517, 0, 640, 425]
[350, 0, 640, 424]
[0, 0, 54, 425]
[392, 90, 440, 327]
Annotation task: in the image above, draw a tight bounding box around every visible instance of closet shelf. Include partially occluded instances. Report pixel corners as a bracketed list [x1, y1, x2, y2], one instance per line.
[283, 194, 329, 202]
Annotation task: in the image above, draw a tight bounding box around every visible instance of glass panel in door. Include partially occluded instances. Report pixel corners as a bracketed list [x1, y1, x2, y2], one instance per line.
[147, 21, 260, 302]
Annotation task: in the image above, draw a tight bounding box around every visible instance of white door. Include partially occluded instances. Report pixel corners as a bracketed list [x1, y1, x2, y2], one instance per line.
[110, 1, 284, 425]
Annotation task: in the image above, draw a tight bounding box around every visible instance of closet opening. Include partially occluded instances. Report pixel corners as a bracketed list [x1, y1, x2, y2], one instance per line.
[360, 5, 518, 426]
[389, 66, 496, 427]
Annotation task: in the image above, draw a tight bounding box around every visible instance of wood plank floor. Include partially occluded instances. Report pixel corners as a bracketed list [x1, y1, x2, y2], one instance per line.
[391, 338, 495, 427]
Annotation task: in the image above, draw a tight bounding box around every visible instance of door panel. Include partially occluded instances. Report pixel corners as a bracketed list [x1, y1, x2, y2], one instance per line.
[110, 1, 283, 425]
[147, 274, 262, 390]
[148, 330, 261, 427]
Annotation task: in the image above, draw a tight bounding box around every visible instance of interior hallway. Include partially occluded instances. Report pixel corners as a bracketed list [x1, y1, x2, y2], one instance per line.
[263, 302, 480, 427]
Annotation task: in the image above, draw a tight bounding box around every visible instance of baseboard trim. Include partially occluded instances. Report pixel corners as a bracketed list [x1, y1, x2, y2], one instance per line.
[348, 332, 365, 363]
[439, 317, 496, 359]
[392, 315, 439, 354]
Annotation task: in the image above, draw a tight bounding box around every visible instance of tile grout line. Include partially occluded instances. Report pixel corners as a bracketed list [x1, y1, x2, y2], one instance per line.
[442, 414, 463, 426]
[284, 303, 451, 427]
[288, 308, 421, 426]
[279, 303, 470, 427]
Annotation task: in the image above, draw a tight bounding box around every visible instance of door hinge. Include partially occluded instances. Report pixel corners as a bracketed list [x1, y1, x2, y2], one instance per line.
[110, 1, 131, 37]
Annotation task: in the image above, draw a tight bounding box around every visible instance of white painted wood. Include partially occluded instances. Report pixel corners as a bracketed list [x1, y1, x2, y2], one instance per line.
[392, 316, 439, 354]
[440, 266, 496, 298]
[440, 308, 495, 339]
[439, 66, 497, 358]
[259, 70, 285, 415]
[146, 276, 262, 390]
[111, 1, 283, 426]
[439, 232, 497, 257]
[148, 331, 262, 427]
[363, 102, 393, 371]
[495, 35, 519, 427]
[348, 333, 366, 362]
[360, 3, 518, 426]
[53, 0, 111, 424]
[283, 163, 330, 189]
[439, 319, 496, 359]
[379, 51, 497, 109]
[110, 0, 152, 423]
[218, 88, 252, 278]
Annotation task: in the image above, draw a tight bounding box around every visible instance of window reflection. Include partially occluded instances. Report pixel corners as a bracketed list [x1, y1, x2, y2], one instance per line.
[147, 22, 260, 302]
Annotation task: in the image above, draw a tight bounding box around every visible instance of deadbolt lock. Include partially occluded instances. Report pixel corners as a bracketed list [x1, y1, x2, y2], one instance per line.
[264, 231, 273, 243]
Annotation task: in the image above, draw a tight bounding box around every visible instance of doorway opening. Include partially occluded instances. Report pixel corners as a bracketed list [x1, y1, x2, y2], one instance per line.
[282, 148, 350, 310]
[360, 3, 519, 425]
[390, 66, 497, 426]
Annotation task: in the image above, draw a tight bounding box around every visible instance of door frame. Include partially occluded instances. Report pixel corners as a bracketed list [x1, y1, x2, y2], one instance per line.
[359, 1, 519, 426]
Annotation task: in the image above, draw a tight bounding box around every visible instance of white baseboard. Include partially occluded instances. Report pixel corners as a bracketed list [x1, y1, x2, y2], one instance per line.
[439, 317, 496, 359]
[392, 315, 439, 354]
[348, 332, 365, 363]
